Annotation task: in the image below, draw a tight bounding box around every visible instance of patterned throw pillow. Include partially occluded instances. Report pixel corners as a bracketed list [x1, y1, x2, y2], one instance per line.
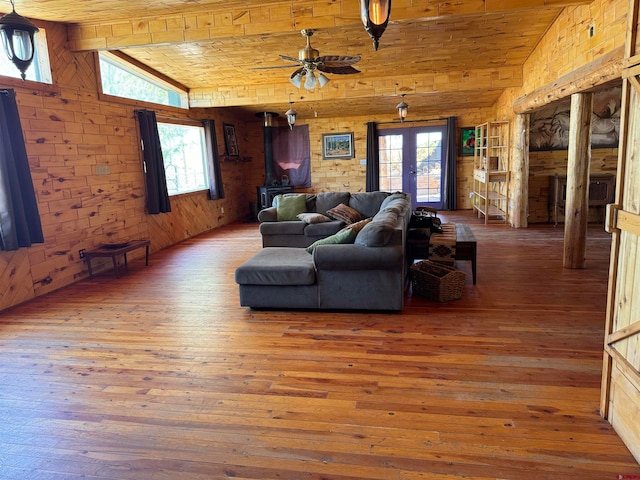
[297, 212, 331, 224]
[326, 203, 363, 224]
[339, 217, 372, 235]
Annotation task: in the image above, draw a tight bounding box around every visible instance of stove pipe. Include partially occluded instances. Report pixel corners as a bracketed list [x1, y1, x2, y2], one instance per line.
[258, 112, 279, 186]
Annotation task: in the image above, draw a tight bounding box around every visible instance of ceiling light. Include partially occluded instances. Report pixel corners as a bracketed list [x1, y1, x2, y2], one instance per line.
[304, 70, 317, 90]
[396, 94, 408, 122]
[290, 72, 303, 88]
[0, 0, 39, 80]
[360, 0, 391, 51]
[317, 73, 330, 87]
[285, 101, 297, 130]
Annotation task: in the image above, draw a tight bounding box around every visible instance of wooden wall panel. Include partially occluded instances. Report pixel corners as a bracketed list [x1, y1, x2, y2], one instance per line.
[527, 148, 617, 223]
[0, 22, 257, 312]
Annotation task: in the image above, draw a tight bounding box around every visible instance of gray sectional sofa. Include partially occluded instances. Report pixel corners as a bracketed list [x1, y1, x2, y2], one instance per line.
[235, 191, 412, 311]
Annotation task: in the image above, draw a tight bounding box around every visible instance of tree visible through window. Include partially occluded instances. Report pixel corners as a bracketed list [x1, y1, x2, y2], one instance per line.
[98, 52, 188, 108]
[157, 123, 208, 196]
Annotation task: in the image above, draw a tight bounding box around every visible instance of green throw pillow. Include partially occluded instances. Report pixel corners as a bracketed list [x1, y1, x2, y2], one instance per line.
[276, 194, 307, 221]
[306, 228, 357, 254]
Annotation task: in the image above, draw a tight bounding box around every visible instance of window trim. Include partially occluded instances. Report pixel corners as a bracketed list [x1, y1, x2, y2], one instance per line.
[96, 51, 190, 110]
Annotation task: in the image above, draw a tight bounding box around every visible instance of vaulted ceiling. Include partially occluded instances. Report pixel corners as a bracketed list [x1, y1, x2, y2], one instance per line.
[5, 0, 594, 121]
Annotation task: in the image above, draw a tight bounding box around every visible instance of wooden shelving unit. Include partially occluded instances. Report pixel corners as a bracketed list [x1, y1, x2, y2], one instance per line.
[472, 121, 510, 224]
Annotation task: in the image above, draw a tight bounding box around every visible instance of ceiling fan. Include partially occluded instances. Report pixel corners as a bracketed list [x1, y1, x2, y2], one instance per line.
[273, 29, 362, 90]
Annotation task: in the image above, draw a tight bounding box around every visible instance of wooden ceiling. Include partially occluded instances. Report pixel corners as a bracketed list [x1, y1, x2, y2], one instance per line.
[6, 0, 594, 121]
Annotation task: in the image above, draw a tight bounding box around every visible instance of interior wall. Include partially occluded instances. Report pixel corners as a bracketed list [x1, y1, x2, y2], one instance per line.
[0, 20, 260, 312]
[262, 108, 491, 210]
[493, 0, 627, 225]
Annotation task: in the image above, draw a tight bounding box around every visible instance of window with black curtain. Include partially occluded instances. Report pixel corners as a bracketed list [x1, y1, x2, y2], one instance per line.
[272, 125, 311, 188]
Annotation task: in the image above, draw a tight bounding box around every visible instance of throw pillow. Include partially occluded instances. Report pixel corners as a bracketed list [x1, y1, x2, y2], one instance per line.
[297, 212, 331, 224]
[306, 228, 357, 254]
[326, 203, 363, 224]
[339, 217, 372, 235]
[276, 194, 307, 221]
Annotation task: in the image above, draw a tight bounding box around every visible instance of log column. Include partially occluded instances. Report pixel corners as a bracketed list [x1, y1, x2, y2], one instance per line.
[511, 114, 530, 228]
[563, 92, 593, 269]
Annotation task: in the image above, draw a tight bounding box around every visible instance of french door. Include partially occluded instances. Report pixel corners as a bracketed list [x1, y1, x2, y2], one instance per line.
[378, 125, 447, 209]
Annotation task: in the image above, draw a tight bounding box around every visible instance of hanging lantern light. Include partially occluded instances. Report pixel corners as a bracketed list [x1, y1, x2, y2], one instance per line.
[0, 0, 39, 80]
[396, 94, 408, 123]
[360, 0, 391, 51]
[285, 101, 297, 130]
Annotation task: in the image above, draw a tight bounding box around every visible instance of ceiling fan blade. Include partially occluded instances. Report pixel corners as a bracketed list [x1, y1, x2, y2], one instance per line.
[249, 64, 300, 70]
[279, 54, 300, 63]
[317, 65, 361, 75]
[315, 55, 361, 66]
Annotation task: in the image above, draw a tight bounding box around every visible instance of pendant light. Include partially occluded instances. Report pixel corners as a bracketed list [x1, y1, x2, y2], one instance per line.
[285, 101, 297, 130]
[360, 0, 391, 51]
[0, 0, 39, 80]
[396, 94, 408, 123]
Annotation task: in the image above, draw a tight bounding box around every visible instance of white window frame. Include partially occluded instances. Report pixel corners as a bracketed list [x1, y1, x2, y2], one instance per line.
[157, 121, 209, 196]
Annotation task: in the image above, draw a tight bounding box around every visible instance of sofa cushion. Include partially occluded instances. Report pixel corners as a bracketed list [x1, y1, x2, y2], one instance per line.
[303, 220, 344, 238]
[380, 191, 411, 211]
[297, 212, 331, 224]
[326, 203, 363, 224]
[354, 211, 398, 247]
[315, 192, 351, 215]
[235, 247, 315, 285]
[260, 220, 306, 236]
[276, 194, 307, 221]
[349, 192, 390, 218]
[306, 228, 357, 254]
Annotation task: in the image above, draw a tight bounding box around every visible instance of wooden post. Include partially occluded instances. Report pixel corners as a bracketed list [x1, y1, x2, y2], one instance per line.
[563, 93, 593, 269]
[511, 114, 529, 228]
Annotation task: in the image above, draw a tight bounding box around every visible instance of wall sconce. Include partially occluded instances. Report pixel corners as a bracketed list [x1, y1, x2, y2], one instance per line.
[360, 0, 391, 51]
[396, 94, 408, 123]
[285, 101, 297, 130]
[0, 0, 39, 80]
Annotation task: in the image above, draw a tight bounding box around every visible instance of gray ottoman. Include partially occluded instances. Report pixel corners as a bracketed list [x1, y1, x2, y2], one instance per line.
[235, 247, 318, 309]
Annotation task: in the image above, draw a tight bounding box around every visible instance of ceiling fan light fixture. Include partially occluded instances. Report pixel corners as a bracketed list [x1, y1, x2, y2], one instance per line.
[0, 0, 39, 80]
[304, 70, 317, 90]
[317, 73, 330, 87]
[290, 72, 303, 88]
[360, 0, 391, 51]
[396, 94, 408, 122]
[285, 101, 297, 130]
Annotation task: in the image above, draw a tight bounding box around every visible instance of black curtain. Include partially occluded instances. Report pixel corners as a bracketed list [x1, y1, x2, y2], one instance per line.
[135, 110, 171, 214]
[203, 120, 225, 200]
[365, 121, 379, 192]
[442, 116, 457, 210]
[0, 89, 44, 251]
[272, 125, 311, 188]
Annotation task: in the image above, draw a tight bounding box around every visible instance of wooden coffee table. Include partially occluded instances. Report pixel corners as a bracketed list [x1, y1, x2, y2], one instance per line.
[85, 239, 150, 279]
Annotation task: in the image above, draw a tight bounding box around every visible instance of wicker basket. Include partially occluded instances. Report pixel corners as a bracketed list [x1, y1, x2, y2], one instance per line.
[410, 260, 465, 302]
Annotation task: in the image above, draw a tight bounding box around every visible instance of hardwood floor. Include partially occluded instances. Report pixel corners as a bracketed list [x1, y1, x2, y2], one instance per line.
[1, 210, 639, 480]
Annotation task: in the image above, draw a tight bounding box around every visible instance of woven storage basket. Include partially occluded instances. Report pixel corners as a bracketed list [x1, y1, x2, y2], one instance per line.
[410, 260, 465, 302]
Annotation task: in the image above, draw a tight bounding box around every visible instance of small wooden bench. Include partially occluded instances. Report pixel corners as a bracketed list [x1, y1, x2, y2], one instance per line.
[85, 240, 150, 279]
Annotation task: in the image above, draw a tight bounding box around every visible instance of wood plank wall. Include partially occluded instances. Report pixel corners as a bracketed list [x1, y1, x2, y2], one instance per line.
[0, 21, 261, 312]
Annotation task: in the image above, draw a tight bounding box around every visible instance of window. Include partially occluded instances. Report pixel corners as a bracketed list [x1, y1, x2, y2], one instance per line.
[99, 52, 188, 108]
[0, 29, 52, 83]
[157, 122, 208, 195]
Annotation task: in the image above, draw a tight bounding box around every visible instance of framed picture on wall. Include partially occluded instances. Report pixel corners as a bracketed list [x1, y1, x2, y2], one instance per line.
[459, 127, 476, 156]
[322, 132, 354, 160]
[223, 123, 240, 157]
